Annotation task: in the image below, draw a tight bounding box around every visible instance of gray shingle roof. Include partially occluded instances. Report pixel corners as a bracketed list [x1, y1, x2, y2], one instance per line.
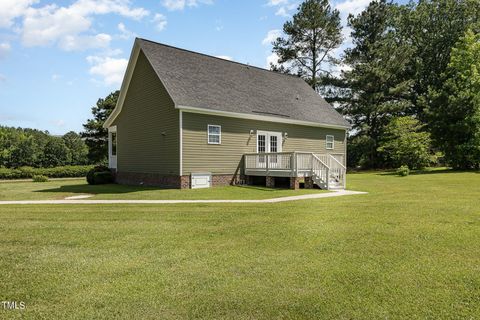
[137, 38, 349, 128]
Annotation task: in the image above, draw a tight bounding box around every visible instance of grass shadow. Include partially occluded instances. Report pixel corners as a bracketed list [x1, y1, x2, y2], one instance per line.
[375, 167, 480, 176]
[35, 183, 167, 195]
[34, 183, 296, 196]
[235, 185, 287, 191]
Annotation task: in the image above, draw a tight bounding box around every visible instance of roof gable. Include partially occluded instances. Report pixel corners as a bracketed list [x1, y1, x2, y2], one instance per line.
[105, 38, 349, 129]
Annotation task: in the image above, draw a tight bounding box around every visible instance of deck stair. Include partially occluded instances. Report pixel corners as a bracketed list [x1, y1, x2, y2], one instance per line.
[244, 152, 346, 190]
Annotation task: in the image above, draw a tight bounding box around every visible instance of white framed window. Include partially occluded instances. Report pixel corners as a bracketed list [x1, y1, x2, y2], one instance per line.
[326, 135, 334, 150]
[108, 126, 117, 170]
[111, 132, 117, 156]
[207, 125, 221, 144]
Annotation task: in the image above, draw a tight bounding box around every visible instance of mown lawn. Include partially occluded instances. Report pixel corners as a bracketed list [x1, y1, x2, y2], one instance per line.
[0, 170, 479, 319]
[0, 179, 327, 201]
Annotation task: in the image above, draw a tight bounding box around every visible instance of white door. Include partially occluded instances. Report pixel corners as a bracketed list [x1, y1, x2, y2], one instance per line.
[257, 131, 282, 168]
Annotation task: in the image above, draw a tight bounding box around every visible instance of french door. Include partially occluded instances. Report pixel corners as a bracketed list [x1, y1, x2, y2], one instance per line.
[257, 131, 282, 168]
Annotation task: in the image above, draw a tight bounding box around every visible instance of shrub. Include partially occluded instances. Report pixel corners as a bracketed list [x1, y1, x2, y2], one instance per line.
[93, 171, 114, 185]
[32, 175, 49, 182]
[377, 117, 434, 170]
[0, 165, 94, 180]
[86, 166, 113, 185]
[396, 165, 410, 177]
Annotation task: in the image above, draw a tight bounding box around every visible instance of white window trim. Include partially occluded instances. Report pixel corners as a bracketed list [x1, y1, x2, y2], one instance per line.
[207, 124, 221, 145]
[256, 130, 283, 153]
[326, 135, 335, 150]
[108, 126, 117, 170]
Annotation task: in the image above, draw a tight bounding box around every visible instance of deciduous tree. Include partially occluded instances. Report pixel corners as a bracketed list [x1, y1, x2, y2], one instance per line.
[378, 116, 434, 169]
[427, 29, 480, 169]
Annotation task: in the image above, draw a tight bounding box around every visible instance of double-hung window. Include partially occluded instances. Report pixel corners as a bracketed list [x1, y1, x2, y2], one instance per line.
[326, 135, 334, 150]
[208, 125, 221, 144]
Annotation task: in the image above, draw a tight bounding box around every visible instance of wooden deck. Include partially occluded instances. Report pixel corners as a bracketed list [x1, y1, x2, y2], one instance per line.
[244, 152, 346, 190]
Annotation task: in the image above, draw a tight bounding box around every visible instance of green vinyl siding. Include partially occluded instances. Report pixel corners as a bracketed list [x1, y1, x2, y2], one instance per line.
[182, 113, 346, 175]
[113, 50, 179, 175]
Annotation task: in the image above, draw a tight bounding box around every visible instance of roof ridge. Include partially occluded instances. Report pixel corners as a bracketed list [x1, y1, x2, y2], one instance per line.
[136, 37, 302, 80]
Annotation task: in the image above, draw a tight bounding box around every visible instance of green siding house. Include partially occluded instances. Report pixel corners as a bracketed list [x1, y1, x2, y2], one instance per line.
[104, 38, 350, 190]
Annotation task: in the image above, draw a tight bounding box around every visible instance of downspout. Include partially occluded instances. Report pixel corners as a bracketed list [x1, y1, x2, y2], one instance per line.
[179, 110, 183, 177]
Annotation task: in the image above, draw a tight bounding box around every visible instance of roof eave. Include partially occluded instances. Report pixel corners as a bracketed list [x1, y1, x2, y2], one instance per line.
[176, 105, 350, 130]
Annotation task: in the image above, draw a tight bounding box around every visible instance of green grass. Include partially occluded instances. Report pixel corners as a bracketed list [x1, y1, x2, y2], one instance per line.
[1, 170, 479, 319]
[0, 179, 327, 201]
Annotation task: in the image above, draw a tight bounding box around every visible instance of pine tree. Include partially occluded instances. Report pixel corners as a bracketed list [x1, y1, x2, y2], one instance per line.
[272, 0, 342, 91]
[82, 91, 119, 163]
[335, 0, 414, 168]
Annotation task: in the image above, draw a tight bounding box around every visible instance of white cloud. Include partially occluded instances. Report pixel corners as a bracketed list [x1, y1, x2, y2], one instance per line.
[51, 74, 62, 81]
[267, 0, 289, 6]
[60, 33, 111, 51]
[262, 29, 281, 46]
[215, 55, 232, 61]
[52, 119, 65, 127]
[20, 0, 148, 50]
[69, 0, 149, 20]
[0, 74, 6, 82]
[334, 0, 370, 50]
[266, 0, 297, 18]
[0, 42, 11, 59]
[118, 22, 135, 39]
[162, 0, 213, 11]
[87, 55, 128, 86]
[266, 52, 279, 68]
[152, 13, 167, 32]
[215, 19, 224, 32]
[335, 0, 370, 19]
[0, 0, 38, 28]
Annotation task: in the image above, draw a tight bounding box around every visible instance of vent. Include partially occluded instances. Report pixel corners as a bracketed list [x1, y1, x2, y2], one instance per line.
[251, 110, 290, 118]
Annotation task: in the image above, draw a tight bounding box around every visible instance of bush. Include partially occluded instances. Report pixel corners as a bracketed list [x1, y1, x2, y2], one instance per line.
[86, 166, 113, 185]
[93, 171, 114, 185]
[396, 165, 410, 177]
[0, 165, 94, 180]
[377, 117, 434, 170]
[32, 175, 49, 182]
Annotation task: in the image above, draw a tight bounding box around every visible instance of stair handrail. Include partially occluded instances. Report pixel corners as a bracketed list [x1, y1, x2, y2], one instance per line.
[327, 154, 346, 188]
[312, 153, 330, 189]
[312, 153, 329, 169]
[328, 154, 346, 169]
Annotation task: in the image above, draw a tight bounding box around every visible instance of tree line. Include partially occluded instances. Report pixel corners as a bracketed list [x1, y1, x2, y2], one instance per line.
[271, 0, 480, 169]
[4, 0, 478, 171]
[0, 127, 89, 168]
[0, 91, 118, 169]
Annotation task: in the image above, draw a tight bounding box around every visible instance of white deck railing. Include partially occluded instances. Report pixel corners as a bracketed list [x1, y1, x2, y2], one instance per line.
[244, 152, 346, 189]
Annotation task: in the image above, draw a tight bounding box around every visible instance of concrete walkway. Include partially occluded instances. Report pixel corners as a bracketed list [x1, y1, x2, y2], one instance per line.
[0, 190, 367, 205]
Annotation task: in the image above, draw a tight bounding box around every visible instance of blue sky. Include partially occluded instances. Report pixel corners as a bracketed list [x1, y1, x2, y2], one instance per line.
[0, 0, 405, 134]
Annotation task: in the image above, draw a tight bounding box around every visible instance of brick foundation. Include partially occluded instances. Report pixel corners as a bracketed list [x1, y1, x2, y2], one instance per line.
[304, 176, 314, 189]
[212, 174, 237, 187]
[290, 177, 299, 190]
[116, 172, 183, 188]
[266, 176, 275, 188]
[115, 172, 237, 189]
[180, 175, 190, 189]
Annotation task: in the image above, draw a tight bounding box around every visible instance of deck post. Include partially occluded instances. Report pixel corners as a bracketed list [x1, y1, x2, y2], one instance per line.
[326, 167, 330, 190]
[292, 152, 297, 177]
[265, 153, 269, 176]
[289, 177, 299, 190]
